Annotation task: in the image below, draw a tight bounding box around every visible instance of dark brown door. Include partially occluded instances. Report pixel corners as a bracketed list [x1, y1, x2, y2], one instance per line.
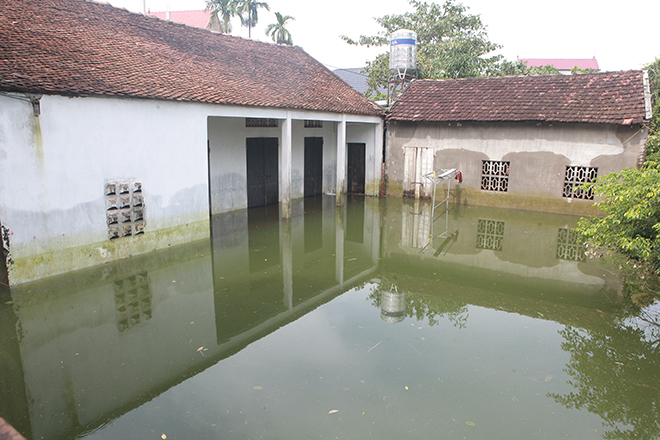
[347, 142, 366, 194]
[304, 137, 323, 197]
[246, 138, 279, 208]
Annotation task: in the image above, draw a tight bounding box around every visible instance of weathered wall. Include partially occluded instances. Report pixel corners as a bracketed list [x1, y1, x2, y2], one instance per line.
[0, 94, 383, 285]
[0, 94, 212, 285]
[385, 120, 647, 213]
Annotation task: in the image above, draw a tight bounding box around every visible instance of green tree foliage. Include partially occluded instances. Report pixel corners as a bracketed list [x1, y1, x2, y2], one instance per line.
[265, 12, 294, 45]
[341, 0, 502, 98]
[205, 0, 238, 33]
[577, 58, 660, 277]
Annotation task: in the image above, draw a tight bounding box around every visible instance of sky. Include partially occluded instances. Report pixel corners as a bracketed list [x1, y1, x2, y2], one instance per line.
[103, 0, 660, 72]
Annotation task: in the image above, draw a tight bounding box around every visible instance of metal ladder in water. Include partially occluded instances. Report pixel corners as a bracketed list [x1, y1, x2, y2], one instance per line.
[419, 168, 461, 255]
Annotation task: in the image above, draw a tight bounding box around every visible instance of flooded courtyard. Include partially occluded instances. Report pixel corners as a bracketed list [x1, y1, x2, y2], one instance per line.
[1, 196, 659, 439]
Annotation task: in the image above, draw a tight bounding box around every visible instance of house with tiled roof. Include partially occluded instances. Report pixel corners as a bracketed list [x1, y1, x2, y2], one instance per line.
[385, 72, 652, 213]
[0, 0, 384, 285]
[518, 57, 600, 74]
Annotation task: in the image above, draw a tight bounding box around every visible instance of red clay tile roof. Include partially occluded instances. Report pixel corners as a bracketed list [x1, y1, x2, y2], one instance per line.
[147, 10, 212, 30]
[388, 72, 648, 125]
[0, 0, 382, 116]
[518, 58, 600, 71]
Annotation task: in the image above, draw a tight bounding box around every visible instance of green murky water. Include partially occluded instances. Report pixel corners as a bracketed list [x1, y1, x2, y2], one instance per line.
[1, 196, 659, 439]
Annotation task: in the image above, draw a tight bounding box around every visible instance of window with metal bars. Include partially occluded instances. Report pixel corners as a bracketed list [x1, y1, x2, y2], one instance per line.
[481, 160, 510, 192]
[563, 166, 597, 200]
[304, 120, 323, 128]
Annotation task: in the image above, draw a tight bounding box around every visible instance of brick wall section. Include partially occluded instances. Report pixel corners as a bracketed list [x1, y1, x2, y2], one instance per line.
[388, 72, 647, 125]
[0, 0, 382, 117]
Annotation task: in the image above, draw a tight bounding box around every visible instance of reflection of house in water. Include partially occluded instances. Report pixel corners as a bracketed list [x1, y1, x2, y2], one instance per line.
[386, 198, 622, 323]
[0, 198, 382, 440]
[212, 196, 381, 344]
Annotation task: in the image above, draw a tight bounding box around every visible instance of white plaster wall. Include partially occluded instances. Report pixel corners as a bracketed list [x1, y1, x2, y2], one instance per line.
[347, 122, 383, 195]
[0, 95, 210, 254]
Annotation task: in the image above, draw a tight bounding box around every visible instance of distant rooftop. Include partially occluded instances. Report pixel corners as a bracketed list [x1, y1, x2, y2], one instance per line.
[333, 68, 386, 97]
[147, 10, 212, 30]
[518, 58, 600, 71]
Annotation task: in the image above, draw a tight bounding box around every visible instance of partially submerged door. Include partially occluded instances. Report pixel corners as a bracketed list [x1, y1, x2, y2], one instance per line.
[304, 137, 323, 197]
[347, 142, 365, 194]
[246, 138, 279, 208]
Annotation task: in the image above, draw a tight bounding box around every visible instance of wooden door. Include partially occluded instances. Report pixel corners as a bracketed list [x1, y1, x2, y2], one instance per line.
[246, 138, 279, 208]
[304, 137, 323, 197]
[347, 142, 365, 194]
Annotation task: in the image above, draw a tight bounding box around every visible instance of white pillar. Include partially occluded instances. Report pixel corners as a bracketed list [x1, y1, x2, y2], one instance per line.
[336, 114, 347, 206]
[372, 120, 384, 196]
[335, 204, 345, 286]
[281, 218, 293, 311]
[281, 112, 293, 218]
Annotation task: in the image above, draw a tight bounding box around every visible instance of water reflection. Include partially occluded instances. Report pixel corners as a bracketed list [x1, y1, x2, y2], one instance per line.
[0, 197, 656, 440]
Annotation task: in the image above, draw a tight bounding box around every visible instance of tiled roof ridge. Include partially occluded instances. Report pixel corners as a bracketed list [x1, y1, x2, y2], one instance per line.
[1, 0, 382, 116]
[388, 70, 647, 125]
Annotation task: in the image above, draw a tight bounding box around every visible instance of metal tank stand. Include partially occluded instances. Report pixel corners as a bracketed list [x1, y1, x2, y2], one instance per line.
[419, 168, 462, 255]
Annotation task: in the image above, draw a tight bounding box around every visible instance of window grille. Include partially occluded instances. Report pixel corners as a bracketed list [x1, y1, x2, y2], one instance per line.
[481, 160, 510, 192]
[304, 120, 323, 128]
[563, 166, 597, 200]
[476, 219, 505, 251]
[556, 228, 586, 262]
[245, 118, 278, 127]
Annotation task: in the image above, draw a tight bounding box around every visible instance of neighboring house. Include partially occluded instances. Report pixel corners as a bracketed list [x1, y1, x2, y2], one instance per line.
[147, 9, 216, 31]
[518, 57, 600, 74]
[0, 0, 383, 285]
[385, 72, 651, 213]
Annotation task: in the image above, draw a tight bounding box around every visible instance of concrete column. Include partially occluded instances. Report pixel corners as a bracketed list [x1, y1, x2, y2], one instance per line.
[336, 114, 347, 206]
[281, 218, 293, 311]
[372, 120, 384, 197]
[335, 204, 345, 286]
[281, 112, 293, 218]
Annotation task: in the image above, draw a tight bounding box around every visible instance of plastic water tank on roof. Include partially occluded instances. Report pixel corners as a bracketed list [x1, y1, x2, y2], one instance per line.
[389, 29, 417, 72]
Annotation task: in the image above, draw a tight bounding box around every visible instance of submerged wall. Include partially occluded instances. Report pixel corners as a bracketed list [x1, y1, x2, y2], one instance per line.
[0, 94, 212, 285]
[385, 120, 648, 214]
[0, 94, 383, 285]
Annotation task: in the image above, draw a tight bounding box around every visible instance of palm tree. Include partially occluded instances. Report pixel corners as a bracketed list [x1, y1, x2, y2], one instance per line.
[235, 0, 270, 38]
[266, 12, 294, 45]
[205, 0, 237, 33]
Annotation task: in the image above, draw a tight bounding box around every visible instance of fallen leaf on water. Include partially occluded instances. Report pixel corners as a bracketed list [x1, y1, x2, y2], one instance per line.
[405, 386, 409, 390]
[465, 421, 475, 426]
[328, 410, 339, 414]
[5, 301, 12, 305]
[544, 375, 553, 382]
[253, 386, 263, 390]
[161, 435, 167, 439]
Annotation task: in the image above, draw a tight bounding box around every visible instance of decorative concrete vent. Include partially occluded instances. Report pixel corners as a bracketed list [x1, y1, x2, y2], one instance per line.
[114, 271, 152, 332]
[556, 228, 586, 262]
[563, 166, 597, 200]
[105, 180, 145, 239]
[245, 118, 278, 127]
[481, 160, 510, 192]
[476, 219, 504, 251]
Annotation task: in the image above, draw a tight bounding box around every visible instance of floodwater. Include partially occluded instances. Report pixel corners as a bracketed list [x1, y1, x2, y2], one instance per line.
[1, 196, 659, 440]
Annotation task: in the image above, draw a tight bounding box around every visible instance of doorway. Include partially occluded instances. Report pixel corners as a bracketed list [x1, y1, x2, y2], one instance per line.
[246, 138, 279, 208]
[304, 137, 323, 197]
[347, 142, 366, 194]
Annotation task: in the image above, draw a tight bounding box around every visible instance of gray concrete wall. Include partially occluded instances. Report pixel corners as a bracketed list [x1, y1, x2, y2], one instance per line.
[385, 120, 647, 213]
